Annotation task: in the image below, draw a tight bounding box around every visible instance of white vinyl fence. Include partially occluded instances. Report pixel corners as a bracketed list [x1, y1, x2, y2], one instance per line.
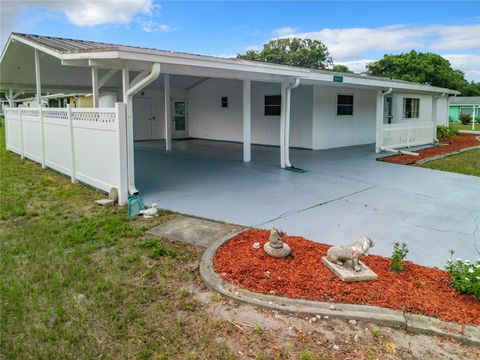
[4, 103, 127, 204]
[382, 120, 435, 149]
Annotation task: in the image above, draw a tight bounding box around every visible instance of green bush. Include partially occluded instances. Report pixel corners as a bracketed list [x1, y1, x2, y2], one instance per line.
[458, 113, 472, 125]
[390, 242, 409, 272]
[445, 257, 480, 300]
[437, 125, 458, 138]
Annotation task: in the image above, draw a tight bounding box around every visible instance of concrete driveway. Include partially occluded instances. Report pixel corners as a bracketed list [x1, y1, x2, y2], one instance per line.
[135, 139, 480, 268]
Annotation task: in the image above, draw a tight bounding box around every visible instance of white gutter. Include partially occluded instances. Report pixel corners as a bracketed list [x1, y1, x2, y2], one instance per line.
[125, 62, 161, 195]
[284, 78, 300, 168]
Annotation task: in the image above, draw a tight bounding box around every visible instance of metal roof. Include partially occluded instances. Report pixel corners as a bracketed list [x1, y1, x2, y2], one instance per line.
[4, 33, 460, 95]
[449, 97, 480, 105]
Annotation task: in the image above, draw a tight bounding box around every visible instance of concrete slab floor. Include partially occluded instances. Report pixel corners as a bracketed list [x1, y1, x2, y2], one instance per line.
[135, 139, 480, 268]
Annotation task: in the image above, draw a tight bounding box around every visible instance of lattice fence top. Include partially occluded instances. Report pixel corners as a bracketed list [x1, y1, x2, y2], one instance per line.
[71, 110, 116, 123]
[43, 109, 68, 120]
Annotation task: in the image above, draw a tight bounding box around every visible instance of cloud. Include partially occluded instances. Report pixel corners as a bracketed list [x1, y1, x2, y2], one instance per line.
[287, 23, 480, 60]
[139, 20, 172, 33]
[1, 0, 173, 44]
[443, 54, 480, 81]
[272, 26, 296, 37]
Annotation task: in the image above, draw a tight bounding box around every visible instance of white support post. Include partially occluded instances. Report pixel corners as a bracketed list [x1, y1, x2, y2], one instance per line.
[67, 104, 76, 183]
[243, 79, 251, 162]
[375, 90, 383, 153]
[122, 68, 129, 103]
[164, 73, 171, 151]
[115, 102, 128, 205]
[19, 108, 24, 159]
[8, 88, 14, 107]
[91, 67, 99, 108]
[407, 120, 412, 148]
[279, 82, 288, 167]
[34, 49, 46, 167]
[34, 49, 41, 107]
[432, 96, 438, 142]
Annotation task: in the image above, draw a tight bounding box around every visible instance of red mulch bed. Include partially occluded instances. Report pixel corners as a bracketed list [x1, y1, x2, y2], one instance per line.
[214, 229, 480, 326]
[378, 133, 480, 165]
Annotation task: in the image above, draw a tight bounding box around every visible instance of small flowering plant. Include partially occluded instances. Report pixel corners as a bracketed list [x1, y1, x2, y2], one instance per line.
[445, 253, 480, 300]
[390, 242, 409, 272]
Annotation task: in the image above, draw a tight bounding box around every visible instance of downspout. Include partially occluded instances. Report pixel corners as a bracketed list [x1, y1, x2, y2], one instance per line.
[284, 78, 301, 168]
[125, 63, 161, 195]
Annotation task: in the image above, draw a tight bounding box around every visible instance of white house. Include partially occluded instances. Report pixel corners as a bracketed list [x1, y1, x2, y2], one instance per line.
[0, 33, 458, 205]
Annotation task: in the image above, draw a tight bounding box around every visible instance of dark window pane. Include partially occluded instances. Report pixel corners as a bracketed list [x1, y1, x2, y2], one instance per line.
[265, 105, 281, 116]
[265, 95, 281, 106]
[337, 105, 353, 115]
[337, 95, 354, 105]
[221, 97, 228, 108]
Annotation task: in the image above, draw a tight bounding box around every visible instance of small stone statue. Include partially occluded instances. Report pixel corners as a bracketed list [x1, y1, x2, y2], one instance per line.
[264, 228, 291, 258]
[326, 236, 374, 272]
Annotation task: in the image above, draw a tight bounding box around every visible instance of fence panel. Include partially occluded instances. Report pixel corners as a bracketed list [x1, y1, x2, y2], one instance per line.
[4, 105, 125, 197]
[382, 121, 434, 149]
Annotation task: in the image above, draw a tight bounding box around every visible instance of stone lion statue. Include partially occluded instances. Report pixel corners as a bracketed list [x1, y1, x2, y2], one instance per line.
[326, 236, 374, 272]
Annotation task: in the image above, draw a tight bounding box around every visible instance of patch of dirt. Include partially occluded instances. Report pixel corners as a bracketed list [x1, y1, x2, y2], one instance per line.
[191, 284, 479, 359]
[377, 133, 480, 164]
[214, 230, 480, 326]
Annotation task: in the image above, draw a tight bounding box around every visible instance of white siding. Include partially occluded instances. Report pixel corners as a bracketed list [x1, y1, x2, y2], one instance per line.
[312, 85, 377, 150]
[435, 96, 449, 126]
[133, 88, 187, 140]
[187, 79, 313, 148]
[391, 93, 433, 124]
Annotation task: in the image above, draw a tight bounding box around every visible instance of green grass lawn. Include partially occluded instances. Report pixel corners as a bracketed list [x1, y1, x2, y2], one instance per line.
[0, 125, 233, 359]
[420, 149, 480, 177]
[449, 122, 478, 131]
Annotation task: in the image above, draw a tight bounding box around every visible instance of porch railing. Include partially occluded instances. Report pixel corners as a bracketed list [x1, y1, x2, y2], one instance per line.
[382, 120, 435, 149]
[4, 104, 127, 204]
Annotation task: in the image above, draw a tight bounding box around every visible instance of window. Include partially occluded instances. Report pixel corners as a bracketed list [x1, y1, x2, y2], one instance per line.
[337, 94, 354, 115]
[459, 106, 474, 116]
[403, 98, 420, 118]
[264, 95, 281, 116]
[221, 96, 228, 108]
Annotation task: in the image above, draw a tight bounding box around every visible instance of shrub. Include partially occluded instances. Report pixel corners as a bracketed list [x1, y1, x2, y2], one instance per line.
[458, 112, 472, 125]
[437, 125, 458, 139]
[390, 242, 409, 272]
[445, 257, 480, 300]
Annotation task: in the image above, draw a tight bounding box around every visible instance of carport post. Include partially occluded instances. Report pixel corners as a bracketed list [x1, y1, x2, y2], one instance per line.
[164, 73, 171, 151]
[91, 68, 99, 108]
[279, 82, 288, 167]
[243, 79, 251, 162]
[375, 90, 384, 153]
[35, 49, 46, 168]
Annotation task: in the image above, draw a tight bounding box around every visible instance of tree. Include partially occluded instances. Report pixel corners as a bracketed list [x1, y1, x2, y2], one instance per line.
[237, 37, 333, 70]
[366, 50, 479, 95]
[331, 64, 353, 73]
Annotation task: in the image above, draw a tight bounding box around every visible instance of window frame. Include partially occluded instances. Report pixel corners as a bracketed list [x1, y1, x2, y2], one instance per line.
[264, 94, 282, 116]
[403, 98, 420, 119]
[336, 94, 354, 116]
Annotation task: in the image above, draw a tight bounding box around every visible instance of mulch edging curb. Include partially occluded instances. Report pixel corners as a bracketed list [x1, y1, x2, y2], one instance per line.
[200, 232, 480, 347]
[415, 145, 480, 165]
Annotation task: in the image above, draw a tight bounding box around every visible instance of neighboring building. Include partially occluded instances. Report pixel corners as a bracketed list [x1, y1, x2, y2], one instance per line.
[449, 97, 480, 123]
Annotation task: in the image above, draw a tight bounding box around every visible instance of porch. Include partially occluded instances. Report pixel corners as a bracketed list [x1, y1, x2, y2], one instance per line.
[135, 138, 480, 268]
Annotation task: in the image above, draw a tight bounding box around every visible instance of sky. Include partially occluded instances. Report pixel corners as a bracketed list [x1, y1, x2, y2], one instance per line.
[1, 0, 479, 80]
